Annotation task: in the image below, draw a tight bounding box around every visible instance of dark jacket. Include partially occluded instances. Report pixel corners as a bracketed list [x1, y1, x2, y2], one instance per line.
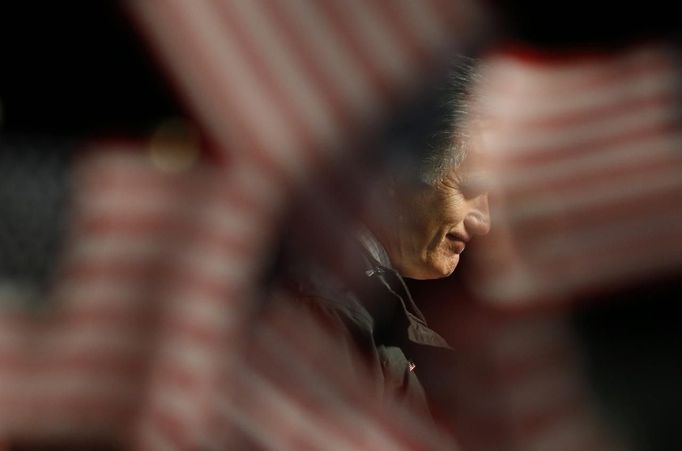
[284, 228, 452, 415]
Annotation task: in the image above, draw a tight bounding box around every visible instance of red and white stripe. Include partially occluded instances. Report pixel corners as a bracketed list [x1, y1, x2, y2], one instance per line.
[1, 0, 480, 447]
[472, 43, 682, 303]
[0, 145, 283, 447]
[126, 0, 480, 184]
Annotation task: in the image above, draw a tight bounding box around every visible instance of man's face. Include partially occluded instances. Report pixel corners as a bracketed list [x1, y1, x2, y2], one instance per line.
[388, 154, 491, 280]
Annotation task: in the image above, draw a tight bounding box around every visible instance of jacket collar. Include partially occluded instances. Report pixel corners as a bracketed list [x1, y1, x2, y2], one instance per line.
[357, 225, 392, 269]
[358, 227, 451, 350]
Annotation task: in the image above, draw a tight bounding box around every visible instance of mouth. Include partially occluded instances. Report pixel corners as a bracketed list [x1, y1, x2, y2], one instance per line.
[445, 233, 467, 255]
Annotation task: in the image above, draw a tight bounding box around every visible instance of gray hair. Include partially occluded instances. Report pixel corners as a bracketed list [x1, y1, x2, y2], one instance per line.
[419, 56, 481, 186]
[385, 56, 481, 187]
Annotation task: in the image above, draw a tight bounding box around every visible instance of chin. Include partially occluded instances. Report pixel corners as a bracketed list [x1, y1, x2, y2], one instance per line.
[433, 256, 460, 279]
[409, 258, 459, 280]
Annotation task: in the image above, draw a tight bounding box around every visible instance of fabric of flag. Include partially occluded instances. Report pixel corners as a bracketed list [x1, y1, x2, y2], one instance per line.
[126, 0, 482, 180]
[469, 43, 682, 305]
[432, 44, 681, 451]
[2, 0, 677, 449]
[0, 0, 483, 449]
[0, 143, 270, 447]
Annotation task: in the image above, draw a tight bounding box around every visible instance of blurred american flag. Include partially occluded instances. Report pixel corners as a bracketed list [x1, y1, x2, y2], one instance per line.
[127, 0, 482, 180]
[471, 43, 682, 304]
[0, 1, 679, 450]
[0, 0, 482, 449]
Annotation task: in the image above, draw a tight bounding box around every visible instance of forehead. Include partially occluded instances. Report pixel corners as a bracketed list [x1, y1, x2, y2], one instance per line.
[459, 114, 501, 170]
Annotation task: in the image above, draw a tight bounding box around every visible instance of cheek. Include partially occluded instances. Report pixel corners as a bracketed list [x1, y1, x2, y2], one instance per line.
[423, 198, 466, 244]
[441, 197, 467, 224]
[411, 215, 446, 256]
[406, 200, 458, 253]
[403, 197, 438, 241]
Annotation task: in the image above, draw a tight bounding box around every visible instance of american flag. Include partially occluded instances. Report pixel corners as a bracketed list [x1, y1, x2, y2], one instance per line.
[0, 0, 678, 450]
[426, 42, 681, 451]
[0, 145, 269, 447]
[126, 0, 483, 181]
[470, 43, 682, 305]
[0, 0, 482, 449]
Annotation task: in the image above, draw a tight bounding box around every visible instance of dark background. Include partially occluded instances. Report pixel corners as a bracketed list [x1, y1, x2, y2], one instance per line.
[0, 2, 679, 450]
[0, 1, 181, 138]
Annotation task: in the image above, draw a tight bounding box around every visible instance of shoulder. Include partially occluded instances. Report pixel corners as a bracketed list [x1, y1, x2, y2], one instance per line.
[289, 288, 377, 358]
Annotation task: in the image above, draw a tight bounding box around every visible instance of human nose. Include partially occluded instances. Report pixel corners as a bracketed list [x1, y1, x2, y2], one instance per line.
[464, 194, 491, 237]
